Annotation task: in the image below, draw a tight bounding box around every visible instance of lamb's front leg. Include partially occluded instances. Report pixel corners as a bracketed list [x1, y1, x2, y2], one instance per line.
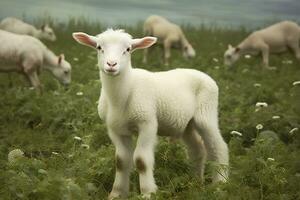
[261, 45, 276, 70]
[163, 39, 171, 66]
[134, 120, 158, 198]
[143, 48, 148, 64]
[108, 129, 133, 200]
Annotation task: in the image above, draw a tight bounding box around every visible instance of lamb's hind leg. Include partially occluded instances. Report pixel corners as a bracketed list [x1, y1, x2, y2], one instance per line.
[143, 48, 148, 64]
[182, 121, 207, 183]
[193, 102, 229, 183]
[163, 39, 172, 66]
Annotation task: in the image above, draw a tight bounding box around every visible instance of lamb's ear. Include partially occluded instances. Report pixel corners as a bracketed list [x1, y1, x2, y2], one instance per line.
[131, 37, 157, 51]
[72, 32, 97, 49]
[228, 44, 233, 49]
[58, 54, 65, 65]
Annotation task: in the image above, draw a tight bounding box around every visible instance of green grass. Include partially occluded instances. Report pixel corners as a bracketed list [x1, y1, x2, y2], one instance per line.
[0, 19, 300, 200]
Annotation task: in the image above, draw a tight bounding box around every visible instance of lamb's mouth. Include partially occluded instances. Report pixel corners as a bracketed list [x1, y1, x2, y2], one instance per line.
[102, 68, 120, 76]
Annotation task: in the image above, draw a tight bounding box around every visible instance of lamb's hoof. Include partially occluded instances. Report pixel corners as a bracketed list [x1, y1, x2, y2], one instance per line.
[108, 193, 119, 200]
[142, 193, 151, 199]
[141, 185, 157, 199]
[142, 192, 157, 199]
[212, 173, 228, 183]
[108, 190, 124, 200]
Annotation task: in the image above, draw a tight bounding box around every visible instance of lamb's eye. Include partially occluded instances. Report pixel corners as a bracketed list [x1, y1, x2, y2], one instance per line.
[123, 47, 131, 55]
[97, 45, 102, 51]
[64, 71, 68, 75]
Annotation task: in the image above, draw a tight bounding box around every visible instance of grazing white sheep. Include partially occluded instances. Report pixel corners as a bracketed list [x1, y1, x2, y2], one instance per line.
[73, 29, 229, 199]
[224, 21, 300, 69]
[143, 15, 196, 65]
[0, 30, 71, 91]
[0, 17, 56, 41]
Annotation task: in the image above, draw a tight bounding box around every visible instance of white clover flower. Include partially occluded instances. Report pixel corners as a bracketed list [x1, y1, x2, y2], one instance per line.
[254, 83, 261, 88]
[292, 81, 300, 86]
[255, 102, 268, 108]
[213, 58, 219, 62]
[29, 87, 35, 90]
[267, 158, 275, 161]
[73, 57, 79, 61]
[244, 54, 251, 59]
[289, 128, 298, 135]
[76, 92, 83, 96]
[272, 116, 280, 119]
[52, 151, 59, 155]
[256, 124, 263, 130]
[81, 144, 90, 149]
[8, 149, 24, 164]
[230, 131, 243, 137]
[74, 136, 82, 141]
[214, 66, 220, 69]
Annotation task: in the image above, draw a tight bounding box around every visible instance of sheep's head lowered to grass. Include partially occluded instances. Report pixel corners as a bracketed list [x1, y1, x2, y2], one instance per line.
[183, 43, 196, 58]
[224, 44, 241, 66]
[51, 54, 72, 86]
[72, 29, 157, 76]
[40, 24, 56, 41]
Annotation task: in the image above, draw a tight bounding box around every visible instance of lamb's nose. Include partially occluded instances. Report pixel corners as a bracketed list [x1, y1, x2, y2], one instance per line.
[107, 61, 117, 67]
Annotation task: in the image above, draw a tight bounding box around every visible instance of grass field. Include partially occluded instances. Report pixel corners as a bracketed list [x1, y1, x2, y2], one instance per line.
[0, 19, 300, 200]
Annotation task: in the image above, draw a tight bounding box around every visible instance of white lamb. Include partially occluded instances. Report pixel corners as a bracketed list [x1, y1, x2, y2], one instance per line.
[143, 15, 196, 66]
[73, 29, 228, 199]
[0, 17, 56, 41]
[224, 21, 300, 69]
[0, 30, 71, 91]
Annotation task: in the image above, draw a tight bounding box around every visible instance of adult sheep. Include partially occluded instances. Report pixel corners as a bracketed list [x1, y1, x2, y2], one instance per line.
[224, 21, 300, 69]
[143, 15, 196, 65]
[73, 29, 228, 199]
[0, 17, 56, 41]
[0, 30, 71, 91]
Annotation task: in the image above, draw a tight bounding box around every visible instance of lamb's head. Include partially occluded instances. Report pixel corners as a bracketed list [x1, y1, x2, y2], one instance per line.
[183, 43, 196, 58]
[40, 24, 56, 41]
[224, 44, 240, 66]
[72, 29, 157, 76]
[51, 54, 72, 85]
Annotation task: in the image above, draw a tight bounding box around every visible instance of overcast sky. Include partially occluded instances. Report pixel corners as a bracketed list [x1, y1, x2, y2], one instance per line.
[0, 0, 299, 28]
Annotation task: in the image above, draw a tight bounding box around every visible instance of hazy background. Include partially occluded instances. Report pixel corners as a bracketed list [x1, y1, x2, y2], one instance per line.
[0, 0, 300, 28]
